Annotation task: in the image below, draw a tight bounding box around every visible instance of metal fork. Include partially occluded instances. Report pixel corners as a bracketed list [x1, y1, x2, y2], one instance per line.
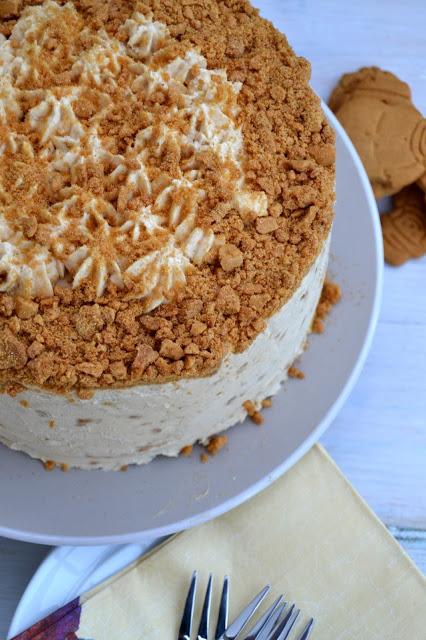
[177, 572, 314, 640]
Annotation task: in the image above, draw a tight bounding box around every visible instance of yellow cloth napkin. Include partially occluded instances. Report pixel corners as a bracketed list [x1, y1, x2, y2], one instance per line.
[76, 445, 425, 639]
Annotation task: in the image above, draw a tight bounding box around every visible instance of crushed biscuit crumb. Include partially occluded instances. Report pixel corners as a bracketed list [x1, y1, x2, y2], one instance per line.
[132, 344, 159, 372]
[3, 383, 24, 397]
[159, 339, 184, 361]
[206, 434, 228, 456]
[251, 411, 264, 425]
[219, 244, 244, 272]
[180, 444, 193, 457]
[77, 389, 95, 400]
[217, 285, 241, 315]
[288, 366, 305, 379]
[312, 280, 341, 333]
[255, 217, 279, 234]
[15, 298, 38, 320]
[311, 318, 324, 334]
[77, 418, 91, 426]
[0, 0, 21, 19]
[0, 329, 27, 370]
[243, 399, 264, 425]
[243, 399, 257, 416]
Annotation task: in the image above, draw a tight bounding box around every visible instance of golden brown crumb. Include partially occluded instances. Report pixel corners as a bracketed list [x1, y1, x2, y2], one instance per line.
[120, 464, 128, 472]
[3, 383, 24, 397]
[312, 280, 341, 333]
[43, 460, 56, 471]
[27, 341, 44, 359]
[243, 399, 264, 424]
[74, 305, 105, 340]
[206, 434, 228, 456]
[132, 344, 159, 373]
[48, 419, 56, 428]
[77, 389, 95, 400]
[0, 0, 21, 19]
[159, 339, 184, 361]
[255, 217, 279, 234]
[180, 444, 193, 457]
[243, 399, 257, 416]
[219, 244, 244, 272]
[60, 463, 69, 472]
[216, 285, 241, 315]
[19, 399, 29, 408]
[250, 411, 264, 425]
[261, 398, 272, 408]
[0, 329, 27, 370]
[322, 282, 342, 306]
[288, 366, 305, 379]
[15, 298, 38, 320]
[311, 318, 324, 334]
[200, 452, 209, 463]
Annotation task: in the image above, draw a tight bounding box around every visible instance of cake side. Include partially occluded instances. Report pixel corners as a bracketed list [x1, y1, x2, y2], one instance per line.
[0, 0, 335, 395]
[0, 233, 330, 469]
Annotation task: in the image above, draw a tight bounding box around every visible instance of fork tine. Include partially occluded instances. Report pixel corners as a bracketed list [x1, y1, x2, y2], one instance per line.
[266, 604, 295, 640]
[178, 571, 197, 640]
[246, 598, 286, 640]
[271, 607, 300, 640]
[279, 608, 300, 640]
[254, 602, 286, 640]
[215, 576, 229, 640]
[219, 585, 270, 639]
[197, 573, 213, 640]
[297, 618, 314, 640]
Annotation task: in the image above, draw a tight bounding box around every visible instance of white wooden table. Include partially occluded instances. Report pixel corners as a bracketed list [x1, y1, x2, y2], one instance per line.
[1, 1, 425, 636]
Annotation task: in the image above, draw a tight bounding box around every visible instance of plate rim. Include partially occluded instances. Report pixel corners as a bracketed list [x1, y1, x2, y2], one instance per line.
[0, 105, 384, 547]
[8, 545, 84, 639]
[8, 543, 156, 639]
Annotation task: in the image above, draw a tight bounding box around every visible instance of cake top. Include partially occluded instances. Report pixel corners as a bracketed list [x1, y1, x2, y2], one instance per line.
[0, 0, 266, 307]
[0, 0, 334, 394]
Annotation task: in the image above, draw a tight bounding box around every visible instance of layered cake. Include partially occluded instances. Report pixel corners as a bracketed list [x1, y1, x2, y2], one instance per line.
[0, 0, 335, 469]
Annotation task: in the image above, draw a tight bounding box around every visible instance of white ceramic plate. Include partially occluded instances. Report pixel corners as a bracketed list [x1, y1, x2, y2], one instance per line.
[0, 102, 382, 545]
[8, 543, 158, 638]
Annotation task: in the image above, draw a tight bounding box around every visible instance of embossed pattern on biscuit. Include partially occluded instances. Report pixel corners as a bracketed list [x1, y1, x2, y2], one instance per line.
[329, 67, 426, 198]
[381, 185, 426, 266]
[328, 66, 412, 112]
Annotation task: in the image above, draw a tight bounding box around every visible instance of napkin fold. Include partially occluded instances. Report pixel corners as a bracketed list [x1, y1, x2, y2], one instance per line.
[14, 445, 426, 640]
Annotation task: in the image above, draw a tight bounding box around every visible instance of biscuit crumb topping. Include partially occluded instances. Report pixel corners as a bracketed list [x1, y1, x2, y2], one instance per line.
[206, 433, 228, 455]
[243, 398, 264, 425]
[288, 365, 304, 379]
[311, 280, 341, 334]
[0, 0, 334, 393]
